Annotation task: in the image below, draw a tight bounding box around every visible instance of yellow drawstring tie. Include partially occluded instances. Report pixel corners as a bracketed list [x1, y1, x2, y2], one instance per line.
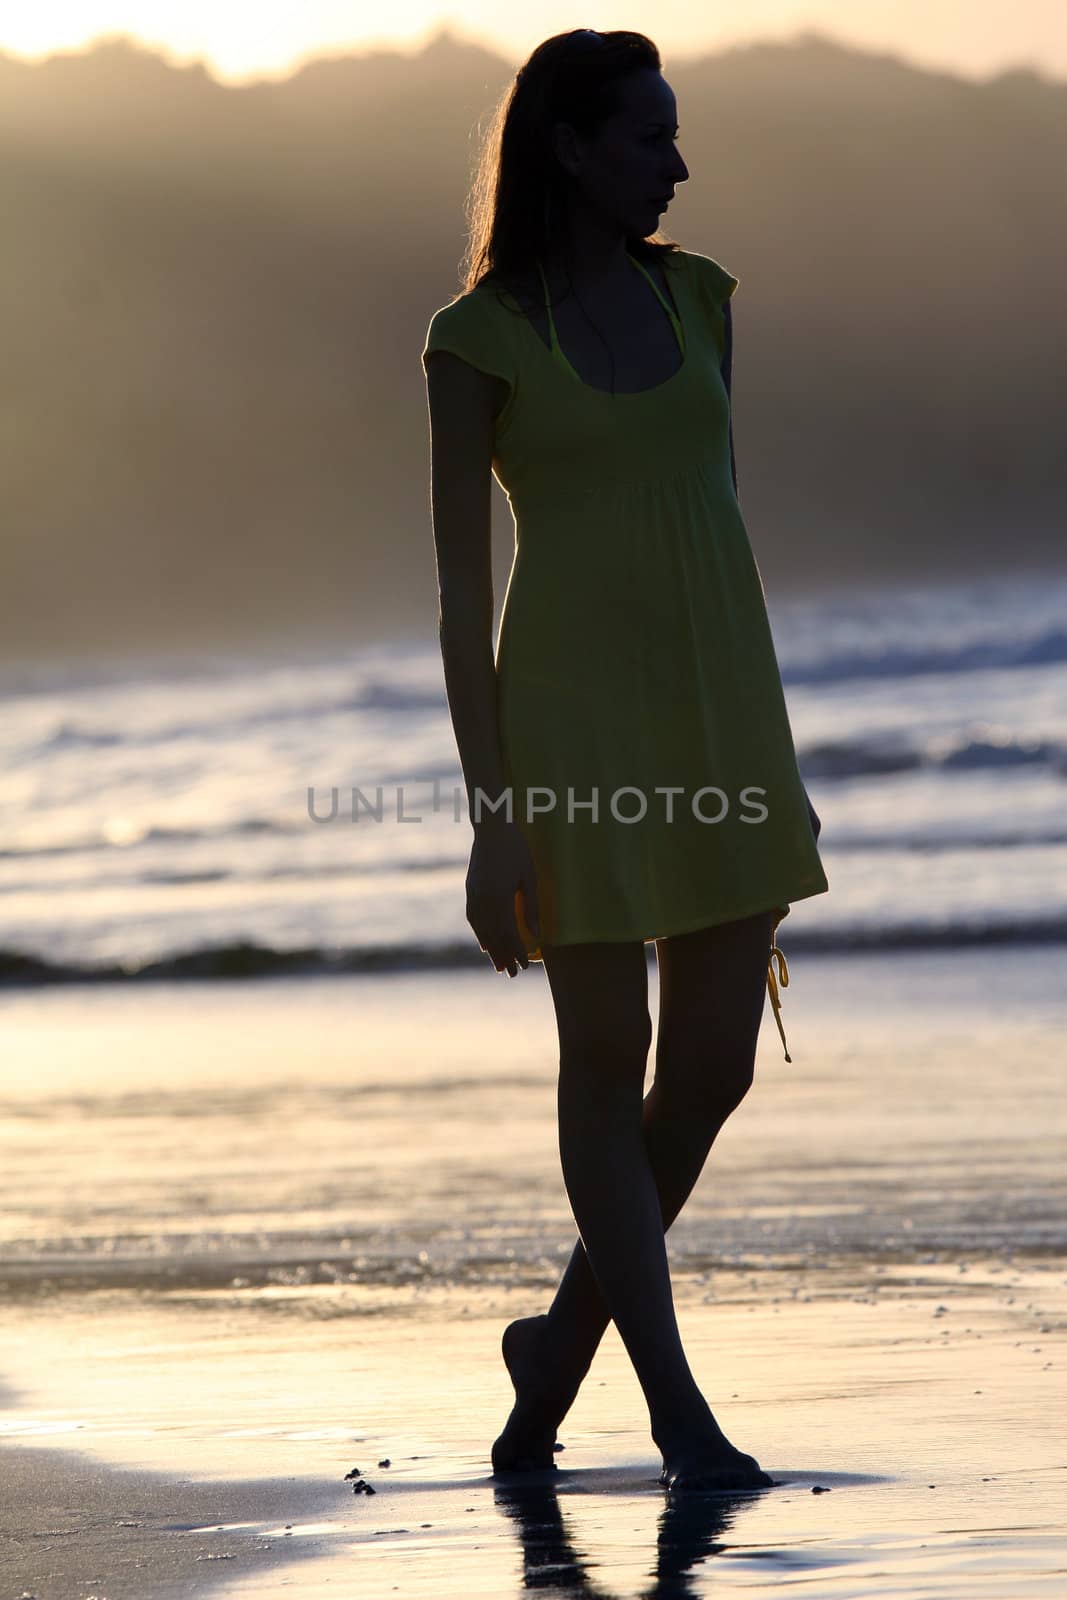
[767, 907, 792, 1063]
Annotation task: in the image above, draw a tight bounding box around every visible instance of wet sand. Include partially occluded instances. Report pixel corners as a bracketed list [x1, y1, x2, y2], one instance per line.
[1, 950, 1065, 1596]
[1, 1263, 1064, 1598]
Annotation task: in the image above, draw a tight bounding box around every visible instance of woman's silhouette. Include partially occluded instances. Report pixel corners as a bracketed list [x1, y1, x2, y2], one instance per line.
[422, 29, 828, 1492]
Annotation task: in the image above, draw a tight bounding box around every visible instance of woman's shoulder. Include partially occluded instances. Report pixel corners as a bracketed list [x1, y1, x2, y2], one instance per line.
[427, 282, 493, 329]
[672, 249, 738, 364]
[425, 275, 530, 344]
[676, 248, 739, 306]
[422, 276, 520, 400]
[424, 275, 511, 342]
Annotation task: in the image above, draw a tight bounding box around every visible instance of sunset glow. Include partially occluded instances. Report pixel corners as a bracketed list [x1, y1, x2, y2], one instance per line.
[1, 0, 1062, 84]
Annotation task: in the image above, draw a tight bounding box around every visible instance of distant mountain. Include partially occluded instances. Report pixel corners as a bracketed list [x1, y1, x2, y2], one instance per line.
[1, 29, 1064, 665]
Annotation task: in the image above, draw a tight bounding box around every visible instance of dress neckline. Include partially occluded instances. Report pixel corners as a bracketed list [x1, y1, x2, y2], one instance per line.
[532, 252, 687, 398]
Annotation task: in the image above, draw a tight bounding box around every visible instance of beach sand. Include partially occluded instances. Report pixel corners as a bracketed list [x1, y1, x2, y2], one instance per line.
[1, 948, 1064, 1597]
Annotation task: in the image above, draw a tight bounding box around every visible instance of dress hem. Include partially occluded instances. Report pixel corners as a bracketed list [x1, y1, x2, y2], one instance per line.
[523, 878, 829, 962]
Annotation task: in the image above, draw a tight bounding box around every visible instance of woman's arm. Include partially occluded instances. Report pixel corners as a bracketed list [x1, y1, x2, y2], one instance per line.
[424, 349, 510, 826]
[721, 297, 739, 503]
[424, 349, 540, 976]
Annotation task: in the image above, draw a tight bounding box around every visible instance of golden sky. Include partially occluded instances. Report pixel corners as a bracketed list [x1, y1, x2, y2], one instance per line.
[2, 1, 1064, 84]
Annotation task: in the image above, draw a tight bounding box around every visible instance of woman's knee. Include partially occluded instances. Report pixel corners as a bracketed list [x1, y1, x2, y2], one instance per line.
[652, 1040, 756, 1125]
[651, 908, 771, 1118]
[557, 1005, 653, 1083]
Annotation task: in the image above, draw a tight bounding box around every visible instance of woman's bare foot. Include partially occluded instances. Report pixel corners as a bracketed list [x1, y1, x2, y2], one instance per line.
[490, 1314, 580, 1473]
[654, 1406, 775, 1493]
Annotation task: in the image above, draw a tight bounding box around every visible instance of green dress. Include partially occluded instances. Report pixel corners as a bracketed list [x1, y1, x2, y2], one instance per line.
[422, 248, 828, 1048]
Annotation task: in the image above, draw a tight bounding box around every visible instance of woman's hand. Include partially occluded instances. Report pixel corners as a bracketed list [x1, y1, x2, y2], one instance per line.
[466, 818, 541, 977]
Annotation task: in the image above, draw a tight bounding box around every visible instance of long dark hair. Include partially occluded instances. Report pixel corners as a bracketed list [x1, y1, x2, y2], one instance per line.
[460, 28, 681, 302]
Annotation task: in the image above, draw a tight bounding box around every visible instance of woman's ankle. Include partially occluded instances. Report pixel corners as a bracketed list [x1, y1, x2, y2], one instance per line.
[649, 1391, 718, 1450]
[540, 1308, 602, 1394]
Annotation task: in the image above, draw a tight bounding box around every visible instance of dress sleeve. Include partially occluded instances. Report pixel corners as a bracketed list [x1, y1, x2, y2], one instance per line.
[421, 290, 515, 388]
[704, 256, 740, 306]
[688, 252, 739, 363]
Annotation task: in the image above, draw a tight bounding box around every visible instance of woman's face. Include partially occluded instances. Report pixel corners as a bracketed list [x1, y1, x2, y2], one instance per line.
[554, 67, 690, 238]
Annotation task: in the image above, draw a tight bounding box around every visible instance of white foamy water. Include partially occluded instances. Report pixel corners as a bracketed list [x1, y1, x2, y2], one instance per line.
[0, 568, 1065, 981]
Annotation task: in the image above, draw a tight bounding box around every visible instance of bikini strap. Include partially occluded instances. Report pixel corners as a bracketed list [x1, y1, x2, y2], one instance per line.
[627, 254, 685, 354]
[767, 908, 792, 1062]
[535, 259, 559, 353]
[536, 256, 683, 359]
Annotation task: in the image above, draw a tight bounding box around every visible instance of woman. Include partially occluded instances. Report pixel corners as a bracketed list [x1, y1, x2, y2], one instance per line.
[421, 29, 828, 1493]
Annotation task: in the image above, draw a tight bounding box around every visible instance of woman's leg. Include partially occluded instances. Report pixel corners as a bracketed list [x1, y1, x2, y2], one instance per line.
[492, 909, 774, 1486]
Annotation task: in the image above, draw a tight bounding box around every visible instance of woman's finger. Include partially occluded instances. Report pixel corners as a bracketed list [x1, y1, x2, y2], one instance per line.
[478, 921, 529, 976]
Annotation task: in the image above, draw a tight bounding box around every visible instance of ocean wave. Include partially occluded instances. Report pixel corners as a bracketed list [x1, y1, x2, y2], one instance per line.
[4, 916, 1067, 987]
[781, 625, 1067, 685]
[14, 679, 448, 762]
[799, 734, 1066, 779]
